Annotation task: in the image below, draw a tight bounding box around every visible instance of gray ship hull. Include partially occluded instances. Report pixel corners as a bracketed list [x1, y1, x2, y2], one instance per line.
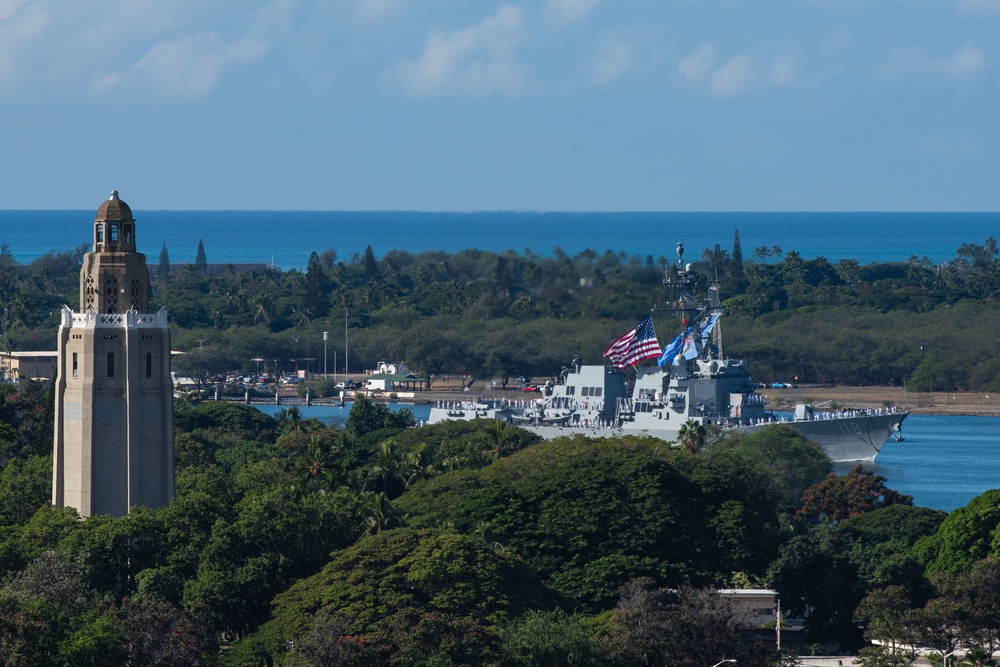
[430, 404, 907, 463]
[518, 411, 905, 463]
[729, 411, 905, 463]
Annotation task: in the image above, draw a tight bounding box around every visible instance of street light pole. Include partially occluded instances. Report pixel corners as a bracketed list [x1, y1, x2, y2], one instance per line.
[323, 331, 329, 378]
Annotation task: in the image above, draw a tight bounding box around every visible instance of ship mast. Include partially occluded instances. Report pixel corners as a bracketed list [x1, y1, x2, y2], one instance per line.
[655, 242, 724, 362]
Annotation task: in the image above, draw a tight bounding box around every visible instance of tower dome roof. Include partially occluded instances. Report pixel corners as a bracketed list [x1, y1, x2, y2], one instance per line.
[95, 190, 134, 222]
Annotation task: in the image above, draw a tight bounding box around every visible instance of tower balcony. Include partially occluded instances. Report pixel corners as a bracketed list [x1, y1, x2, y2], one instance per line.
[60, 306, 168, 329]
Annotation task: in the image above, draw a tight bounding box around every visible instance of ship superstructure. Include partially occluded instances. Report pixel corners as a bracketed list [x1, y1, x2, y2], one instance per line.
[428, 243, 906, 463]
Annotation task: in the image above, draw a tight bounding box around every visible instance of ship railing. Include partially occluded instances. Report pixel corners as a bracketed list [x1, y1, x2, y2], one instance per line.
[798, 406, 900, 421]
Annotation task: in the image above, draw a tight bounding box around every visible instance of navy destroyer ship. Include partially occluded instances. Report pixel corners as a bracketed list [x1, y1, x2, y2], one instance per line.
[428, 244, 906, 463]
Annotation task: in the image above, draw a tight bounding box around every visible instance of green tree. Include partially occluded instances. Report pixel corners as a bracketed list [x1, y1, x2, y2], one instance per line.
[194, 240, 207, 271]
[676, 419, 706, 454]
[502, 609, 603, 667]
[345, 394, 415, 439]
[731, 229, 744, 278]
[706, 426, 830, 513]
[398, 437, 786, 609]
[368, 440, 403, 494]
[233, 528, 559, 665]
[0, 454, 52, 526]
[916, 489, 1000, 574]
[855, 585, 916, 660]
[361, 245, 378, 280]
[304, 250, 330, 317]
[158, 242, 170, 279]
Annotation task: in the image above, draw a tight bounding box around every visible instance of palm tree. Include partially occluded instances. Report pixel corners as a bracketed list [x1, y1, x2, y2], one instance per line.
[358, 490, 399, 535]
[277, 406, 303, 445]
[403, 443, 437, 486]
[369, 439, 403, 493]
[485, 419, 517, 460]
[676, 419, 706, 454]
[306, 435, 327, 478]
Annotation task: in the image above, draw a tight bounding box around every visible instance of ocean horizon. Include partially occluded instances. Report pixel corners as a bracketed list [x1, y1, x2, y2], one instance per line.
[2, 209, 998, 272]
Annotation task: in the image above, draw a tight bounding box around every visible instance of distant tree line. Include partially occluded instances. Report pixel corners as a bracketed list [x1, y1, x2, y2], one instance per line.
[5, 233, 1000, 390]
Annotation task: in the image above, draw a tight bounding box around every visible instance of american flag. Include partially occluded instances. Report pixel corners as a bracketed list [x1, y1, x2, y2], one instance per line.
[603, 317, 663, 369]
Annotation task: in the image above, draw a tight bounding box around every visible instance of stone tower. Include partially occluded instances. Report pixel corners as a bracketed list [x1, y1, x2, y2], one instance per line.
[52, 191, 174, 517]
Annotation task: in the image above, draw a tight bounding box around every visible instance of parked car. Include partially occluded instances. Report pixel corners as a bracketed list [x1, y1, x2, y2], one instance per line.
[515, 376, 529, 384]
[521, 384, 540, 393]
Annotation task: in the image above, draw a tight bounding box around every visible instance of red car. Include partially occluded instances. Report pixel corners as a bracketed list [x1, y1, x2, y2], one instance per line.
[520, 384, 540, 393]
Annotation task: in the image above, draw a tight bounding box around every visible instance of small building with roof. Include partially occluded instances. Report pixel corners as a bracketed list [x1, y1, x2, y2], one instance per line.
[1, 351, 58, 383]
[364, 372, 430, 392]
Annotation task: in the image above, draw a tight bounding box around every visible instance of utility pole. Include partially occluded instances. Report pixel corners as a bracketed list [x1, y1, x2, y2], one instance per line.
[323, 331, 328, 378]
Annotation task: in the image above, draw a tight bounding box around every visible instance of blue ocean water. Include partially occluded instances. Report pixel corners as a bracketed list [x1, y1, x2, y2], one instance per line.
[853, 413, 1000, 513]
[261, 404, 996, 514]
[2, 210, 998, 271]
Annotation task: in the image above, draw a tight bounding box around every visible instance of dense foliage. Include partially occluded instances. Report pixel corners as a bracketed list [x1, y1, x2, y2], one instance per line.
[2, 379, 1000, 663]
[6, 236, 1000, 390]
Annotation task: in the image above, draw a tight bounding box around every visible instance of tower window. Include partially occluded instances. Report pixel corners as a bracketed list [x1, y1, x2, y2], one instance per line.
[145, 352, 152, 378]
[107, 353, 115, 378]
[124, 225, 132, 243]
[109, 224, 119, 242]
[72, 352, 78, 378]
[96, 224, 104, 243]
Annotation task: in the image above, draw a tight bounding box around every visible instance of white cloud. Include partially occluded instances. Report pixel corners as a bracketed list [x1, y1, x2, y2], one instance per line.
[354, 0, 405, 24]
[876, 43, 986, 80]
[957, 0, 1000, 14]
[388, 6, 537, 96]
[770, 54, 797, 85]
[0, 0, 28, 21]
[876, 46, 924, 78]
[93, 0, 293, 100]
[0, 3, 53, 88]
[543, 0, 600, 27]
[0, 1, 293, 100]
[677, 42, 715, 83]
[709, 55, 756, 97]
[935, 43, 986, 78]
[678, 43, 793, 97]
[591, 36, 631, 84]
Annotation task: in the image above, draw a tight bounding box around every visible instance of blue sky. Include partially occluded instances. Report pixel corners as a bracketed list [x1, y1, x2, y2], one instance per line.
[1, 0, 998, 211]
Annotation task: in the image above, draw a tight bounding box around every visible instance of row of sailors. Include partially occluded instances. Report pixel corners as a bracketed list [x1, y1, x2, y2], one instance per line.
[434, 399, 535, 411]
[721, 405, 901, 428]
[721, 416, 784, 428]
[804, 406, 900, 421]
[534, 416, 615, 429]
[434, 398, 605, 413]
